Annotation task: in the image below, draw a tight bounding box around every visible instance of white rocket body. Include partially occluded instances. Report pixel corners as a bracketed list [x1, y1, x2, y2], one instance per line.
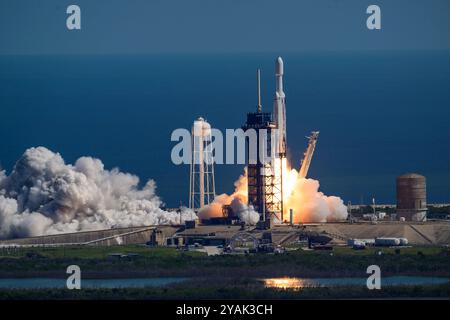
[273, 57, 287, 156]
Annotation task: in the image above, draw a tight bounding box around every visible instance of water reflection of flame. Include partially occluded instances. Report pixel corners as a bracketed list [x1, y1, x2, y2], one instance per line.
[263, 277, 312, 290]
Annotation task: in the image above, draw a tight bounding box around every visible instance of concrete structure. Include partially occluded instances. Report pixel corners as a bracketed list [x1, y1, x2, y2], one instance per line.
[396, 173, 427, 221]
[0, 226, 179, 247]
[1, 221, 448, 248]
[311, 221, 450, 245]
[175, 222, 450, 246]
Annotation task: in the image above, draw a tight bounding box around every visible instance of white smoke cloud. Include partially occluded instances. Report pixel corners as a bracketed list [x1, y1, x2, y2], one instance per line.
[198, 165, 348, 225]
[198, 195, 260, 226]
[0, 147, 197, 239]
[286, 174, 348, 223]
[197, 170, 260, 226]
[234, 201, 260, 225]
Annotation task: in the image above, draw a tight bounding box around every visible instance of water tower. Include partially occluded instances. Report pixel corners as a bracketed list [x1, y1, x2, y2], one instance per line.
[189, 117, 216, 211]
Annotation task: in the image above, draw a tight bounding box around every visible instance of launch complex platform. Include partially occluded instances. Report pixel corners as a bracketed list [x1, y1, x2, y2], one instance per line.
[1, 221, 449, 248]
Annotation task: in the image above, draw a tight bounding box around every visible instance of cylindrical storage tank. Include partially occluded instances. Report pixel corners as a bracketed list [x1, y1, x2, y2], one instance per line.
[396, 173, 427, 221]
[362, 239, 376, 246]
[352, 240, 366, 249]
[375, 237, 401, 246]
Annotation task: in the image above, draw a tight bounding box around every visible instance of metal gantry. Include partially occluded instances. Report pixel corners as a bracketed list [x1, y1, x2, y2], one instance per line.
[299, 131, 319, 179]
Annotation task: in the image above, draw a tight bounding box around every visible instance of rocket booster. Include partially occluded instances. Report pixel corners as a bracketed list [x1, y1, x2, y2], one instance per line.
[273, 57, 287, 156]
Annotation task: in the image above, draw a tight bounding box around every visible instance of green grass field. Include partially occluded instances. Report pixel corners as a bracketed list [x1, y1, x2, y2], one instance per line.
[0, 244, 449, 279]
[0, 245, 204, 260]
[1, 244, 446, 260]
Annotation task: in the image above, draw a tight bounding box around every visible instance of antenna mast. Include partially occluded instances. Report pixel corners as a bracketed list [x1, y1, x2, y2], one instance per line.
[257, 69, 262, 113]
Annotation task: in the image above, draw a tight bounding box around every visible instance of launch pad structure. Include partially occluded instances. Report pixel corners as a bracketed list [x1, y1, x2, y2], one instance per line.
[299, 131, 320, 179]
[243, 65, 284, 225]
[243, 109, 282, 222]
[2, 221, 449, 248]
[242, 58, 321, 226]
[188, 57, 320, 228]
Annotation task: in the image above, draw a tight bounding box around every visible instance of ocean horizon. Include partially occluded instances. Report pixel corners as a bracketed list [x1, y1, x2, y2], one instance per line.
[1, 51, 449, 206]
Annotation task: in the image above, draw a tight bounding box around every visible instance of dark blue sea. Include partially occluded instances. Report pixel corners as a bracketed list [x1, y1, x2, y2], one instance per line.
[1, 52, 449, 206]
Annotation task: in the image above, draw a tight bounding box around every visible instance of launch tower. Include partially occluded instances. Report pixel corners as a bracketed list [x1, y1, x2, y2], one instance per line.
[243, 69, 283, 223]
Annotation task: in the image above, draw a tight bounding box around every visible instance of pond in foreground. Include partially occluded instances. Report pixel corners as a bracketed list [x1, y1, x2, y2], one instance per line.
[0, 276, 449, 289]
[0, 277, 187, 289]
[262, 276, 450, 290]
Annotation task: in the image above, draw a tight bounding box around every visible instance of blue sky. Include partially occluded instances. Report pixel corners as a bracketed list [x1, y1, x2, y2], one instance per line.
[1, 0, 450, 54]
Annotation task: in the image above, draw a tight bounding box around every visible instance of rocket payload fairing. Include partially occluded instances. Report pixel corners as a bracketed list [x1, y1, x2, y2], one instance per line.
[273, 57, 287, 157]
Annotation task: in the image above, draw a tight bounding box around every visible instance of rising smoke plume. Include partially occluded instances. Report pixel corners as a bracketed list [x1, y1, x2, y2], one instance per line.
[199, 163, 348, 225]
[0, 147, 347, 238]
[284, 167, 348, 223]
[0, 147, 196, 239]
[198, 170, 260, 225]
